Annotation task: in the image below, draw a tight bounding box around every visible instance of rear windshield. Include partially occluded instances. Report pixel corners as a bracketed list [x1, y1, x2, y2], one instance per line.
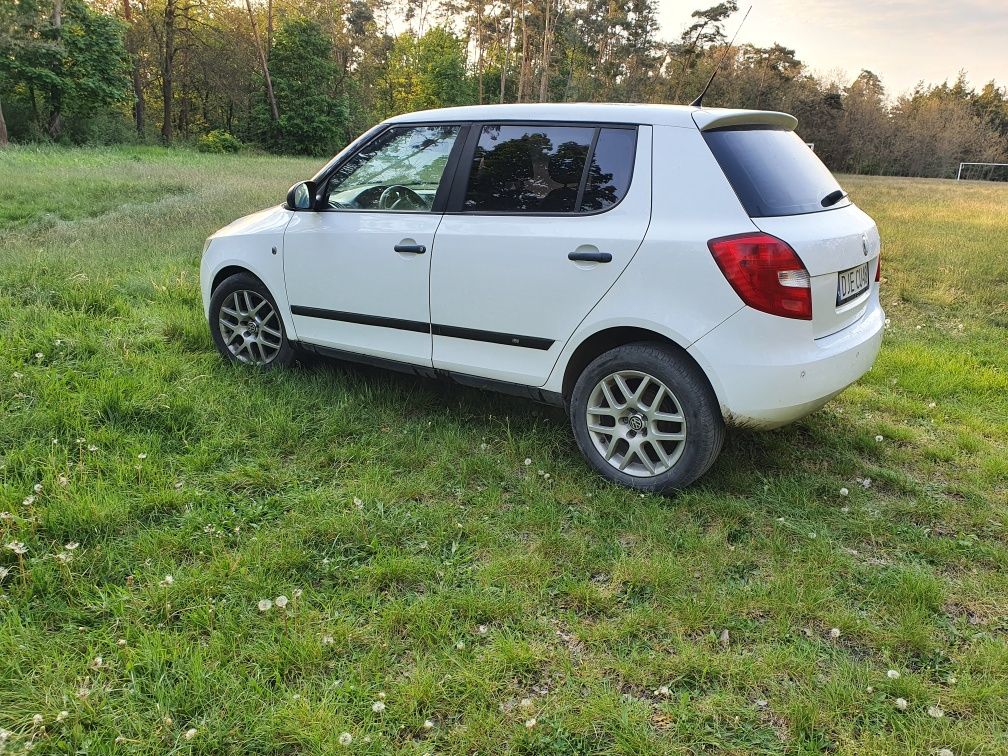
[703, 127, 849, 217]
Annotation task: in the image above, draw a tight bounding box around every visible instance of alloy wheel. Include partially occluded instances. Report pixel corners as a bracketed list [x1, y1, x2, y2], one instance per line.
[217, 289, 283, 365]
[585, 370, 687, 477]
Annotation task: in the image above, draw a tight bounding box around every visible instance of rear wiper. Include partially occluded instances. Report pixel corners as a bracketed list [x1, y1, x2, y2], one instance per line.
[821, 189, 848, 207]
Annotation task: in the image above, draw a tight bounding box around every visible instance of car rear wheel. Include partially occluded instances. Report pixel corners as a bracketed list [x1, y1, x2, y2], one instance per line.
[570, 342, 724, 493]
[209, 273, 295, 368]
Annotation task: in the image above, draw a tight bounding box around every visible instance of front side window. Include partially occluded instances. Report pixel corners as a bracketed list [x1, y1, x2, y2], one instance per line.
[324, 125, 460, 212]
[462, 124, 636, 214]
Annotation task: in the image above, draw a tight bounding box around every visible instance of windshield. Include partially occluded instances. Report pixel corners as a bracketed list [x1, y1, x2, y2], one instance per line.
[703, 127, 849, 217]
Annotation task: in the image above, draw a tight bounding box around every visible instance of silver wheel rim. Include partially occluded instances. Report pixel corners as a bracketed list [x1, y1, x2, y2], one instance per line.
[218, 290, 283, 365]
[586, 370, 687, 478]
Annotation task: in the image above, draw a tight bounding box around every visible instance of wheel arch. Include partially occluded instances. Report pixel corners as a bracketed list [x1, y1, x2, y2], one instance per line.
[560, 326, 711, 400]
[211, 265, 265, 294]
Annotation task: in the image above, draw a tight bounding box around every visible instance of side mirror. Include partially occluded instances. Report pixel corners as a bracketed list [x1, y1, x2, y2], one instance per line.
[286, 180, 317, 210]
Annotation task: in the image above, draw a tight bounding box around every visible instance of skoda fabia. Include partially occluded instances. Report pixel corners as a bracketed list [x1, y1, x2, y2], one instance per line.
[200, 103, 884, 493]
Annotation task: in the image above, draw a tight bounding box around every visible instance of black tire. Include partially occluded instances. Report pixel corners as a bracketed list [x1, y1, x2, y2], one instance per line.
[569, 342, 724, 493]
[209, 272, 296, 368]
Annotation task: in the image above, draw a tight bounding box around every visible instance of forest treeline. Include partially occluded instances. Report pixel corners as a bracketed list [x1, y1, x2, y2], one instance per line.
[1, 0, 1006, 178]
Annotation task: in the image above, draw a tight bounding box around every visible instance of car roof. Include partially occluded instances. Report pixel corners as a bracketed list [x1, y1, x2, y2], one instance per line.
[385, 103, 797, 131]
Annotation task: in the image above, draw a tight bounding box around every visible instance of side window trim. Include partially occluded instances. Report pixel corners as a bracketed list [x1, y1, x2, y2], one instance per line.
[312, 122, 469, 215]
[445, 121, 639, 217]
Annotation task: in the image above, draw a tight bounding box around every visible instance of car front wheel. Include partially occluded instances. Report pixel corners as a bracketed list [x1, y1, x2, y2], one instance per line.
[570, 342, 724, 493]
[209, 273, 295, 368]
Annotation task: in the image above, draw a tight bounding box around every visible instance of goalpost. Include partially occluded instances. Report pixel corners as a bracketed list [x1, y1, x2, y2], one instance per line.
[956, 162, 1008, 181]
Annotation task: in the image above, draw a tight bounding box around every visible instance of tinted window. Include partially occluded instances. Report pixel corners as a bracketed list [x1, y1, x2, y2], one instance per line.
[324, 125, 459, 212]
[703, 128, 849, 217]
[580, 128, 636, 212]
[463, 125, 594, 213]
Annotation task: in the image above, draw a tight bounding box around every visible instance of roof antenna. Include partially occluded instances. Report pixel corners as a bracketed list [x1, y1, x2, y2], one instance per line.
[690, 5, 752, 108]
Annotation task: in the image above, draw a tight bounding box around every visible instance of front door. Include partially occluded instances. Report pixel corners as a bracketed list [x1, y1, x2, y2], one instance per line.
[430, 123, 652, 386]
[283, 124, 463, 366]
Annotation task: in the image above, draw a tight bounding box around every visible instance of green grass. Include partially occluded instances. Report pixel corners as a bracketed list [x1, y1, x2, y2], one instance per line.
[0, 145, 1006, 754]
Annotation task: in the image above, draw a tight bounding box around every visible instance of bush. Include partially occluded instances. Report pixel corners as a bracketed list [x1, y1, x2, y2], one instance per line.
[197, 130, 243, 153]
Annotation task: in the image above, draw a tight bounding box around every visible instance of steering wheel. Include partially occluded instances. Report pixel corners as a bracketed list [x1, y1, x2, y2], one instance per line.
[377, 185, 427, 211]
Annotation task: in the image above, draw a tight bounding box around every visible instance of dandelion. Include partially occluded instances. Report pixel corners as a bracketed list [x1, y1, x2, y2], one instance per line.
[875, 435, 883, 442]
[322, 634, 335, 645]
[839, 487, 849, 497]
[372, 701, 386, 714]
[0, 567, 9, 581]
[938, 749, 954, 756]
[0, 512, 11, 522]
[33, 483, 43, 494]
[258, 599, 272, 612]
[927, 704, 944, 719]
[862, 478, 872, 489]
[887, 669, 900, 680]
[163, 716, 173, 726]
[159, 575, 174, 587]
[928, 402, 936, 409]
[32, 714, 44, 726]
[894, 697, 908, 711]
[184, 728, 198, 740]
[6, 541, 27, 555]
[829, 627, 841, 639]
[56, 711, 68, 722]
[88, 445, 98, 452]
[338, 732, 353, 746]
[524, 458, 532, 466]
[423, 719, 434, 730]
[90, 656, 103, 670]
[657, 685, 670, 696]
[292, 588, 303, 599]
[947, 675, 957, 685]
[35, 352, 44, 361]
[477, 624, 488, 636]
[755, 698, 768, 708]
[65, 542, 79, 550]
[275, 595, 289, 609]
[118, 638, 128, 647]
[353, 497, 364, 509]
[58, 474, 69, 486]
[455, 640, 465, 650]
[23, 496, 35, 506]
[519, 698, 533, 709]
[377, 691, 385, 699]
[12, 372, 22, 379]
[525, 718, 537, 729]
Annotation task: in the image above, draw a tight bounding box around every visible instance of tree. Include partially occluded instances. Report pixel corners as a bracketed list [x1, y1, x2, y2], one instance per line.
[385, 27, 473, 117]
[256, 18, 349, 156]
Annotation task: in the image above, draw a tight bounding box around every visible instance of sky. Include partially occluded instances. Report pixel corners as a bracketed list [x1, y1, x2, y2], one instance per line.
[655, 0, 1007, 97]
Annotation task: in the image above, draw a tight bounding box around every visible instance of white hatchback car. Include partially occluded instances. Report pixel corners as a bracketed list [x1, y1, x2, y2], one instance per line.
[201, 103, 884, 492]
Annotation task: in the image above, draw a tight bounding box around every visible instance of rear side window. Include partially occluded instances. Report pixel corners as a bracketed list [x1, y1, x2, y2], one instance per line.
[462, 125, 635, 214]
[703, 127, 849, 217]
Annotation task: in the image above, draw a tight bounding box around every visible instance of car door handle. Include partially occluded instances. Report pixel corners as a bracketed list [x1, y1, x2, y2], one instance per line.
[394, 243, 426, 254]
[568, 251, 612, 263]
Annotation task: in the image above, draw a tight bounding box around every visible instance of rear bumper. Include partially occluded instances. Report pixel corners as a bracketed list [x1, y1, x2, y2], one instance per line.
[689, 297, 885, 428]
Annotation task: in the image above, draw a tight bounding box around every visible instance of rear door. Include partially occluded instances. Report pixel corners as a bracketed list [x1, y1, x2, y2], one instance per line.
[701, 124, 881, 338]
[430, 123, 652, 386]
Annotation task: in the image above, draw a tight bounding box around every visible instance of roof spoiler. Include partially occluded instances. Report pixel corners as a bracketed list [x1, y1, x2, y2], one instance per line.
[692, 109, 798, 132]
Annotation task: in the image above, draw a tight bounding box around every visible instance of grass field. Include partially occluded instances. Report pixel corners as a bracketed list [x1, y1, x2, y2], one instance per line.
[0, 145, 1006, 754]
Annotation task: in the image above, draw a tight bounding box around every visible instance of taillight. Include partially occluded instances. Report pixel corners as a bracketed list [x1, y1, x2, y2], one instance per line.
[708, 233, 812, 320]
[875, 249, 882, 282]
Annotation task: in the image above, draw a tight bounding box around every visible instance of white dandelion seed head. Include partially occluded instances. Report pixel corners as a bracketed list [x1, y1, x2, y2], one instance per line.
[163, 716, 173, 725]
[118, 638, 128, 647]
[862, 478, 872, 488]
[6, 541, 28, 555]
[274, 595, 288, 609]
[292, 588, 303, 599]
[56, 551, 71, 564]
[184, 728, 197, 740]
[867, 686, 874, 693]
[875, 435, 883, 442]
[159, 575, 174, 587]
[58, 474, 69, 486]
[894, 697, 908, 710]
[423, 719, 434, 730]
[322, 634, 335, 645]
[938, 749, 954, 756]
[33, 483, 43, 493]
[88, 445, 98, 452]
[887, 669, 900, 680]
[829, 628, 841, 639]
[372, 700, 385, 713]
[658, 685, 670, 696]
[32, 713, 44, 726]
[478, 624, 488, 636]
[519, 698, 533, 708]
[947, 675, 957, 684]
[91, 656, 103, 668]
[928, 402, 936, 409]
[353, 497, 364, 509]
[455, 640, 465, 650]
[0, 512, 12, 522]
[258, 599, 272, 612]
[524, 458, 532, 466]
[927, 704, 944, 718]
[525, 718, 537, 729]
[755, 698, 768, 708]
[56, 710, 68, 722]
[338, 732, 352, 746]
[839, 487, 849, 497]
[65, 542, 79, 550]
[23, 495, 35, 506]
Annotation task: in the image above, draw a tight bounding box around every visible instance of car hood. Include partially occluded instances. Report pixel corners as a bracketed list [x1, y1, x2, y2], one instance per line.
[211, 205, 293, 240]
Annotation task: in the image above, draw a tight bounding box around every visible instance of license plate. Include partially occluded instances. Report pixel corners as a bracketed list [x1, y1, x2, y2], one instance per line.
[836, 262, 870, 305]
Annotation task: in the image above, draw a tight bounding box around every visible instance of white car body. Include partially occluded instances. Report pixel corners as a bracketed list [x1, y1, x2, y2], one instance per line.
[201, 103, 883, 430]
